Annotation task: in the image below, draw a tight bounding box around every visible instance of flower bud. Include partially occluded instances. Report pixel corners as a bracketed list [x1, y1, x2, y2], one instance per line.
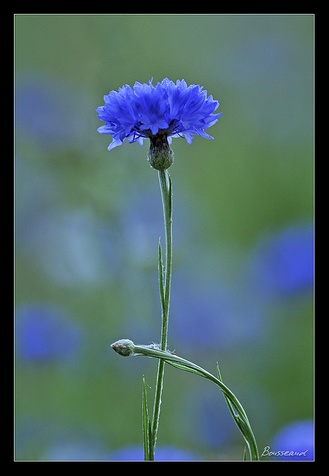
[147, 133, 174, 170]
[111, 339, 135, 356]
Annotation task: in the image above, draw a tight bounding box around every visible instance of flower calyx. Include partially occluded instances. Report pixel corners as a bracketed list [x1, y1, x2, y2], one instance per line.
[147, 133, 174, 170]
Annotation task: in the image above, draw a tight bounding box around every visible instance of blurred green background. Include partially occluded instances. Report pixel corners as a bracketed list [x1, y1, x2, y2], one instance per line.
[15, 14, 314, 461]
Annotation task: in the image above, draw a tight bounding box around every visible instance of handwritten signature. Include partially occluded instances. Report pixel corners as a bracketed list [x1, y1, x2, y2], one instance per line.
[261, 446, 309, 457]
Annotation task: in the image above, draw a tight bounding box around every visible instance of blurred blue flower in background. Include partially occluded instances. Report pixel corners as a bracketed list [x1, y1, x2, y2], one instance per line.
[16, 419, 110, 461]
[268, 419, 314, 461]
[119, 186, 164, 267]
[119, 185, 192, 267]
[170, 273, 262, 351]
[42, 438, 109, 461]
[16, 305, 83, 363]
[247, 222, 313, 298]
[179, 387, 237, 451]
[97, 78, 221, 151]
[108, 445, 200, 461]
[16, 75, 87, 149]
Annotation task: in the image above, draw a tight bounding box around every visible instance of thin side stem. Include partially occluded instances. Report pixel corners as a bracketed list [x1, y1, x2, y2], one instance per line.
[149, 169, 173, 459]
[133, 344, 259, 461]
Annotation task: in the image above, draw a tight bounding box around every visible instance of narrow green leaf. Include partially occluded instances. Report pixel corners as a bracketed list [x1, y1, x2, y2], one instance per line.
[216, 364, 238, 418]
[216, 364, 254, 458]
[132, 343, 259, 460]
[243, 447, 247, 461]
[216, 363, 223, 382]
[166, 360, 208, 379]
[168, 173, 173, 217]
[142, 376, 151, 461]
[158, 240, 165, 311]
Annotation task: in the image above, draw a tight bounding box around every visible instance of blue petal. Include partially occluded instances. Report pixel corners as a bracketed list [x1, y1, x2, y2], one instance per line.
[96, 78, 221, 151]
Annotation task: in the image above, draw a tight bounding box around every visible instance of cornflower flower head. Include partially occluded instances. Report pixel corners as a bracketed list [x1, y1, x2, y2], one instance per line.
[96, 78, 222, 169]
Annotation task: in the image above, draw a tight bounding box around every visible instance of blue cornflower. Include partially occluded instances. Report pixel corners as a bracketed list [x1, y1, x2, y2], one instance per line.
[268, 420, 314, 461]
[248, 222, 313, 297]
[96, 78, 221, 169]
[16, 305, 82, 364]
[108, 445, 200, 461]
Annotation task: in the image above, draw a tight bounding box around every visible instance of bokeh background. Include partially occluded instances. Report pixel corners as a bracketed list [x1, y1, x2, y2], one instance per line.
[15, 14, 314, 461]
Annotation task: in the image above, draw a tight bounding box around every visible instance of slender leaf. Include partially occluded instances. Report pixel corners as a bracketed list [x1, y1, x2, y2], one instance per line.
[132, 343, 260, 461]
[217, 364, 239, 419]
[166, 360, 210, 379]
[158, 240, 165, 311]
[142, 376, 151, 461]
[168, 173, 172, 218]
[243, 447, 247, 461]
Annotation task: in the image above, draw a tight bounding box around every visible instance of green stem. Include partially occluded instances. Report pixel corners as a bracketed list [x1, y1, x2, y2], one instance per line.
[158, 169, 172, 349]
[149, 169, 173, 459]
